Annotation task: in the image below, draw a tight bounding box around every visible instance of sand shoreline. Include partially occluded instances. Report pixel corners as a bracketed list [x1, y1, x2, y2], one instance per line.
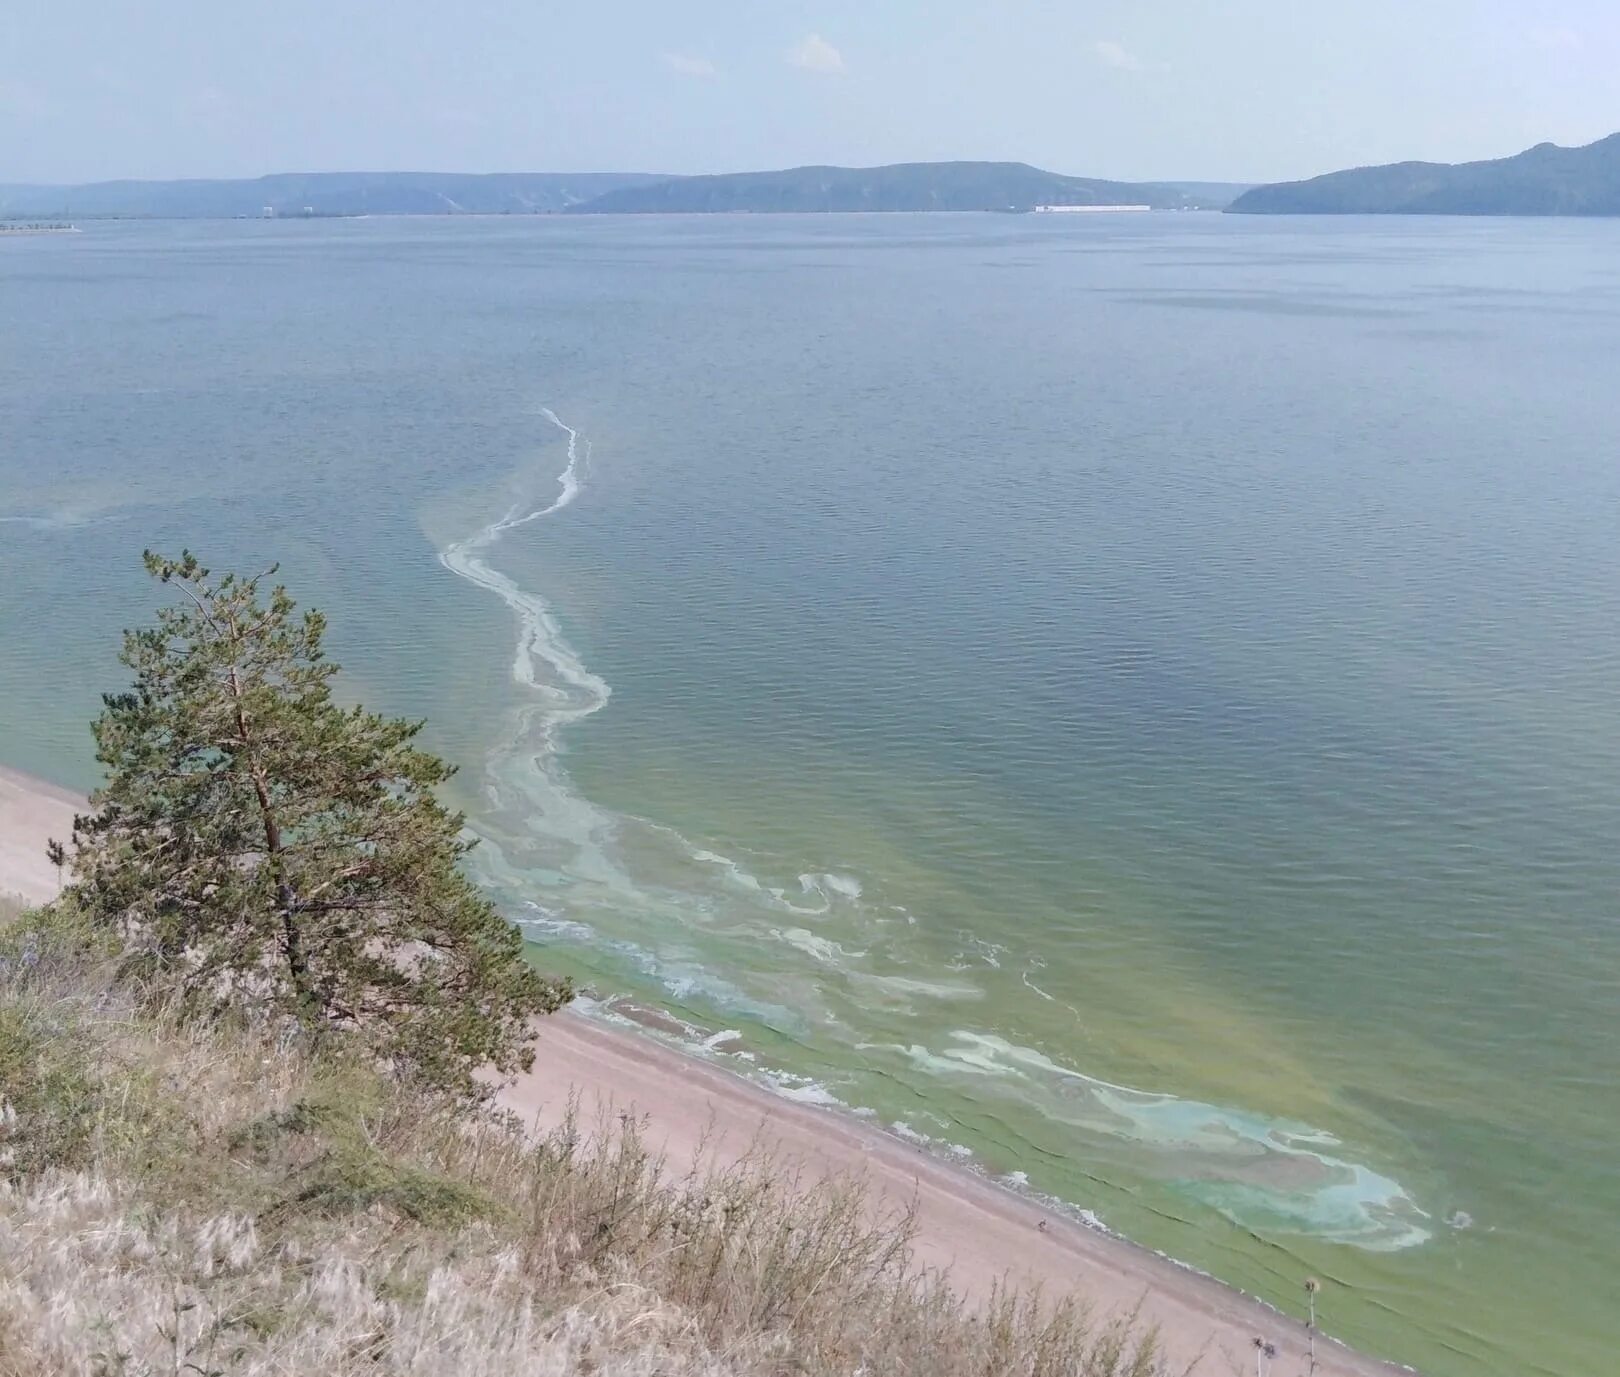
[0, 762, 1408, 1375]
[0, 764, 81, 907]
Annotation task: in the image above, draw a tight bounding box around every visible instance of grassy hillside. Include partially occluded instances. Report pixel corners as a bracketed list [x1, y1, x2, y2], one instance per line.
[1229, 133, 1620, 215]
[0, 906, 1164, 1377]
[569, 162, 1215, 213]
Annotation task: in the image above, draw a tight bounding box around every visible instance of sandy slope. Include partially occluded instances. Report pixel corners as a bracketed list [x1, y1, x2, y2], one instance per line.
[0, 763, 1407, 1376]
[0, 765, 80, 906]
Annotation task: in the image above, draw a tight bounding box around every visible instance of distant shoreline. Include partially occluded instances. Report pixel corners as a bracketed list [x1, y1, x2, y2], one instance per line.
[0, 760, 1407, 1376]
[3, 207, 1218, 223]
[21, 133, 1620, 219]
[0, 163, 1249, 218]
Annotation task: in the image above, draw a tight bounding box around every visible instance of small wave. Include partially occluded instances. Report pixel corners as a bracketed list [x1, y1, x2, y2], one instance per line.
[854, 972, 983, 1002]
[691, 850, 766, 893]
[949, 935, 1005, 969]
[567, 999, 853, 1110]
[690, 846, 870, 917]
[801, 871, 863, 901]
[515, 902, 596, 944]
[0, 510, 119, 531]
[1022, 971, 1056, 1001]
[767, 1075, 845, 1108]
[771, 927, 864, 965]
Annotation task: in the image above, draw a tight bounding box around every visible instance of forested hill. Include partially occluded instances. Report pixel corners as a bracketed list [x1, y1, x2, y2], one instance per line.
[0, 164, 1251, 219]
[0, 171, 667, 219]
[569, 162, 1236, 213]
[1229, 134, 1620, 215]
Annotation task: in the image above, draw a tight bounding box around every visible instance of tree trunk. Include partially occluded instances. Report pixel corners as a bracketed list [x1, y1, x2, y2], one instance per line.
[226, 654, 316, 1016]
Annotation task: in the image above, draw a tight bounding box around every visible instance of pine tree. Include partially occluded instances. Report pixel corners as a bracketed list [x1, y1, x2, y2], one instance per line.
[67, 551, 569, 1101]
[44, 838, 67, 893]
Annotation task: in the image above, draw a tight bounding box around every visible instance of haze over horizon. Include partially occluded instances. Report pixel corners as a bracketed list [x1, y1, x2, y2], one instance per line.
[4, 1, 1619, 187]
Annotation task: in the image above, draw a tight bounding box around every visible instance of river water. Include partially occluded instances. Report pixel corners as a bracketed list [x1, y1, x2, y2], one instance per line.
[3, 213, 1618, 1375]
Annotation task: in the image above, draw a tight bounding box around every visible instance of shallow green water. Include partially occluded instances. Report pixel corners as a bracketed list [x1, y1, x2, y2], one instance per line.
[4, 215, 1619, 1375]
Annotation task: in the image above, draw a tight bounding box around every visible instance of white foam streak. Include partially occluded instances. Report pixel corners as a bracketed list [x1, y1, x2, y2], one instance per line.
[439, 410, 606, 721]
[433, 410, 1427, 1256]
[441, 456, 864, 919]
[889, 1030, 1431, 1250]
[436, 415, 856, 1037]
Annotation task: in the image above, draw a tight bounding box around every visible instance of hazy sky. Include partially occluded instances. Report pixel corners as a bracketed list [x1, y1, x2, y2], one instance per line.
[4, 1, 1618, 185]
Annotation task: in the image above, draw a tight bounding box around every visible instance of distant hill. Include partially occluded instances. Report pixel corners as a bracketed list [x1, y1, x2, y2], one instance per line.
[1229, 134, 1620, 215]
[1163, 181, 1256, 206]
[0, 171, 667, 219]
[0, 165, 1252, 220]
[569, 162, 1241, 213]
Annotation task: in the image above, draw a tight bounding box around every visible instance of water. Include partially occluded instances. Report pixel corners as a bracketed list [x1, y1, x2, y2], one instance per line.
[4, 214, 1619, 1376]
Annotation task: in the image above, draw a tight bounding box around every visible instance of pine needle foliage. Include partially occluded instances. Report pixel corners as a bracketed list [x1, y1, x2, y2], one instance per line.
[64, 551, 568, 1101]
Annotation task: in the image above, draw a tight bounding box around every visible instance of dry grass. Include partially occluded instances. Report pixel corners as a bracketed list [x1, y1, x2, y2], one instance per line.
[0, 908, 1165, 1377]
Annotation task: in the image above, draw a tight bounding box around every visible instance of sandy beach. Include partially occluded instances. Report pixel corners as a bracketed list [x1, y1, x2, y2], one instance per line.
[0, 765, 80, 907]
[0, 763, 1406, 1376]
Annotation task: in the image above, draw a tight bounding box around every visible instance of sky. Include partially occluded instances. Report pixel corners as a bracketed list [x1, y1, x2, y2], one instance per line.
[3, 1, 1618, 185]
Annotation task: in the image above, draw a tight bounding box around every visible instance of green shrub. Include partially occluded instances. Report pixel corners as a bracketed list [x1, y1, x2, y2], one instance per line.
[0, 1001, 100, 1176]
[284, 1148, 496, 1225]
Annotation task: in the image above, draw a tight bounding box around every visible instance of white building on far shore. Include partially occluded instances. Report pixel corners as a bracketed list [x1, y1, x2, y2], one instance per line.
[1032, 204, 1152, 213]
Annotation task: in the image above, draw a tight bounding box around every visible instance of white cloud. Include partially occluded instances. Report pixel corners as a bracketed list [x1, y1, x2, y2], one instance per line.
[788, 34, 846, 75]
[662, 52, 718, 79]
[1093, 40, 1145, 72]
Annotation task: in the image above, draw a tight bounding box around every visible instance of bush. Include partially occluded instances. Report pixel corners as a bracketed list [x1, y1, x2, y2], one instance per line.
[0, 1002, 101, 1177]
[0, 906, 123, 1177]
